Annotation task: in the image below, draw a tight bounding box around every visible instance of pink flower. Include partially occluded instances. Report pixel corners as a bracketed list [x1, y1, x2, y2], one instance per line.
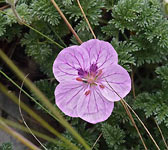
[53, 39, 131, 124]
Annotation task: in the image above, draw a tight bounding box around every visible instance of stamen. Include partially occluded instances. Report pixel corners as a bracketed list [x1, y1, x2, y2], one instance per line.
[85, 90, 91, 96]
[99, 84, 105, 89]
[97, 69, 103, 77]
[76, 77, 83, 81]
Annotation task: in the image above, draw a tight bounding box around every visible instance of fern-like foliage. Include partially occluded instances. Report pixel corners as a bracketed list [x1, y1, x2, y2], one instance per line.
[16, 3, 32, 24]
[65, 0, 104, 31]
[1, 24, 22, 42]
[0, 143, 13, 150]
[103, 0, 168, 66]
[111, 0, 144, 33]
[0, 14, 7, 36]
[32, 79, 56, 110]
[62, 0, 74, 6]
[21, 20, 61, 77]
[21, 30, 52, 64]
[134, 63, 168, 125]
[17, 0, 32, 5]
[45, 122, 100, 150]
[111, 40, 137, 71]
[155, 64, 168, 88]
[31, 0, 60, 25]
[101, 123, 125, 150]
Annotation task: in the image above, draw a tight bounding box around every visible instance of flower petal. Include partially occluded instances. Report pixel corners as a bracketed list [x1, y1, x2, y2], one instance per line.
[55, 81, 87, 117]
[53, 45, 89, 82]
[81, 39, 118, 69]
[99, 64, 131, 101]
[77, 87, 114, 124]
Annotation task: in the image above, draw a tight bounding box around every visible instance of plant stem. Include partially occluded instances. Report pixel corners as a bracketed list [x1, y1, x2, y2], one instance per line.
[0, 5, 9, 10]
[131, 65, 136, 99]
[50, 0, 82, 44]
[11, 4, 22, 24]
[120, 100, 147, 150]
[154, 119, 168, 150]
[76, 0, 96, 39]
[123, 100, 161, 150]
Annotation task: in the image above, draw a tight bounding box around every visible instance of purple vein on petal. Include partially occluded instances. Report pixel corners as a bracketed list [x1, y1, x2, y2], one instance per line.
[57, 67, 77, 76]
[64, 62, 77, 70]
[93, 90, 99, 113]
[95, 49, 101, 64]
[69, 53, 83, 68]
[102, 80, 129, 85]
[101, 73, 124, 79]
[87, 94, 91, 114]
[66, 86, 84, 105]
[79, 52, 85, 68]
[98, 54, 111, 69]
[56, 85, 83, 101]
[104, 83, 127, 95]
[95, 89, 106, 111]
[86, 44, 95, 65]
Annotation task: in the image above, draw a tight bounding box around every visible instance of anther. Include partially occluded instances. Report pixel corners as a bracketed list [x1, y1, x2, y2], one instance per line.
[76, 77, 83, 81]
[85, 90, 91, 96]
[99, 84, 105, 89]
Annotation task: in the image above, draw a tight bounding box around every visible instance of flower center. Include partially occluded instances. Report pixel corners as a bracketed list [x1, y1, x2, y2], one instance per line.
[76, 64, 102, 85]
[86, 75, 96, 84]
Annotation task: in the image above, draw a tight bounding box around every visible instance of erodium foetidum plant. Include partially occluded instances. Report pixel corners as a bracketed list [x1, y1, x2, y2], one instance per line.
[53, 39, 131, 124]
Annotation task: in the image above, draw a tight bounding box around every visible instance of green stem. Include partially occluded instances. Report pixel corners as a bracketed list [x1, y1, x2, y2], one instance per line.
[23, 23, 64, 49]
[116, 32, 119, 42]
[122, 33, 129, 41]
[50, 25, 67, 47]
